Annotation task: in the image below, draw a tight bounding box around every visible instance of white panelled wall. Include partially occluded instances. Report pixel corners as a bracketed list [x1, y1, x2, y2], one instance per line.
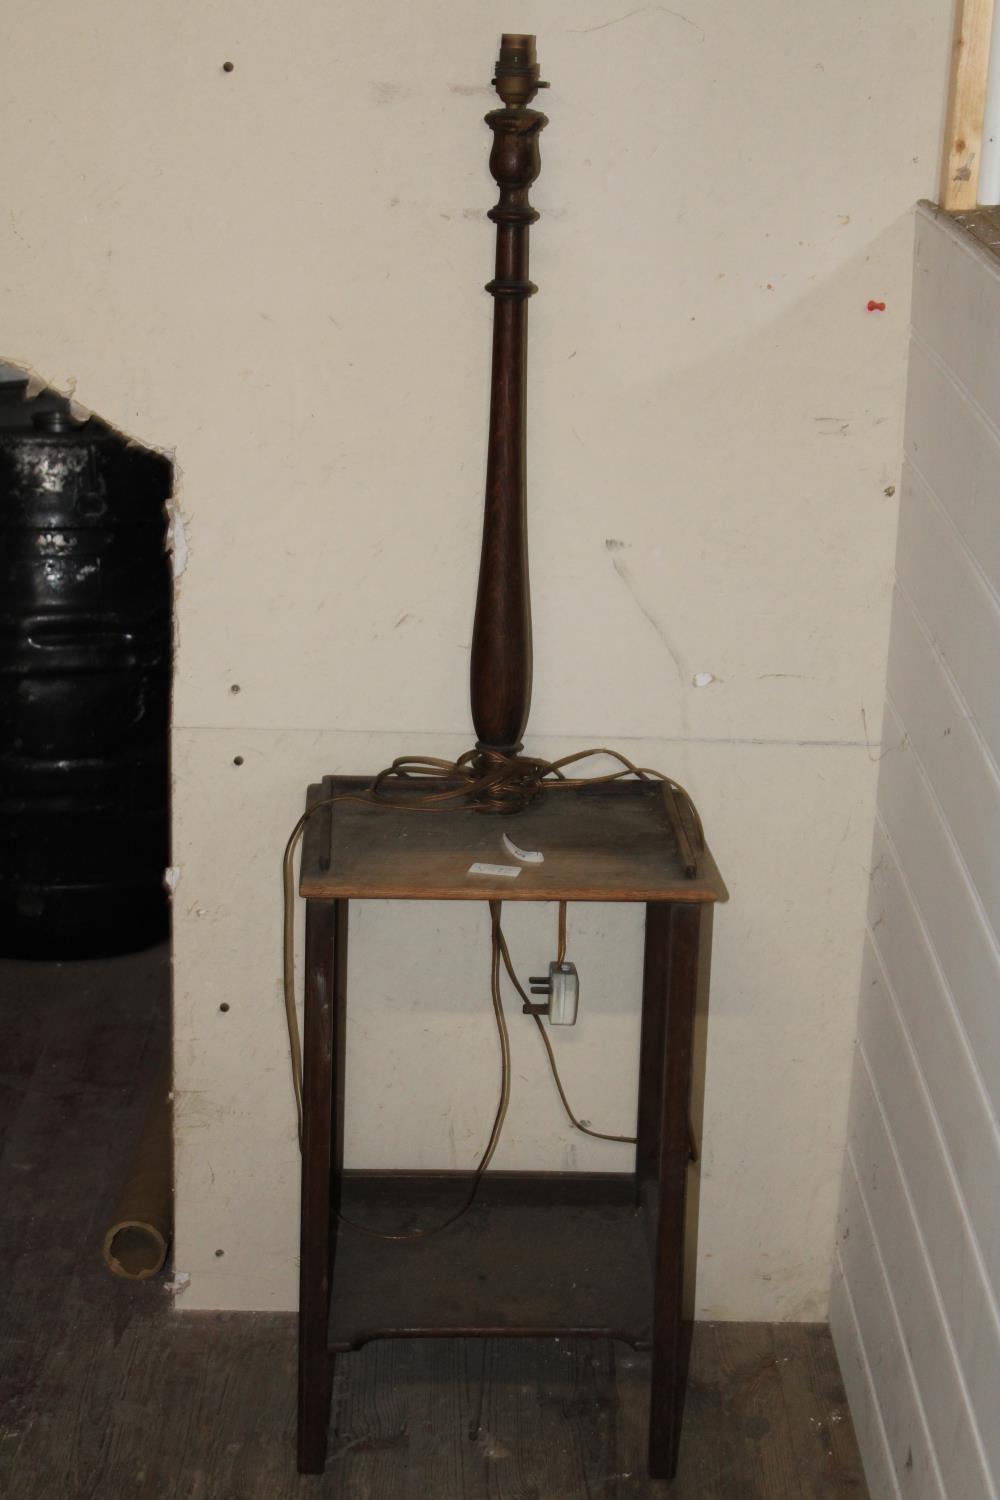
[831, 206, 1000, 1500]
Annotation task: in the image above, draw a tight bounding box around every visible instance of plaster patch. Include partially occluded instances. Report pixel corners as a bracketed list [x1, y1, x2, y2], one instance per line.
[166, 498, 189, 579]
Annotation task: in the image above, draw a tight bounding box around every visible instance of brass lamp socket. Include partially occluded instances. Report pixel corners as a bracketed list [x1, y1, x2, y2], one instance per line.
[492, 33, 549, 109]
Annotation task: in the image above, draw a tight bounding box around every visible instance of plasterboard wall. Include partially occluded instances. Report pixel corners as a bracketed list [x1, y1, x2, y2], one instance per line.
[831, 206, 1000, 1500]
[0, 2, 950, 1313]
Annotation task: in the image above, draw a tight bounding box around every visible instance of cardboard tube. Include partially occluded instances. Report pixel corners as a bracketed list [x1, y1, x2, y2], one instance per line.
[102, 1068, 172, 1280]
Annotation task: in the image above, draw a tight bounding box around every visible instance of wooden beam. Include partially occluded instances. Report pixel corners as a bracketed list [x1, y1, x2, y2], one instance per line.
[940, 0, 997, 210]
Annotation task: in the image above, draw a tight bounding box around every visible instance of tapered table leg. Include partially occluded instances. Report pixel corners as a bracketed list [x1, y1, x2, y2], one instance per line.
[644, 901, 703, 1481]
[297, 898, 348, 1473]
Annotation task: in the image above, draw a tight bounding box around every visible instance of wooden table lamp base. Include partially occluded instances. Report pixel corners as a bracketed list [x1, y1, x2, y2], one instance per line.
[290, 35, 727, 1485]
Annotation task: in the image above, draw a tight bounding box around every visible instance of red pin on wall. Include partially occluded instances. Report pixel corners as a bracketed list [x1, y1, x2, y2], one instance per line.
[866, 299, 886, 312]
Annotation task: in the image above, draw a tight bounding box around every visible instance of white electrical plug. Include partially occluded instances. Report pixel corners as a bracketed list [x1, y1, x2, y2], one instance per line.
[548, 961, 579, 1025]
[529, 961, 579, 1025]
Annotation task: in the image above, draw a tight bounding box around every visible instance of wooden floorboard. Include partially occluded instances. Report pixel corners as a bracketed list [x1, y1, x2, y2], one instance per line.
[0, 947, 869, 1499]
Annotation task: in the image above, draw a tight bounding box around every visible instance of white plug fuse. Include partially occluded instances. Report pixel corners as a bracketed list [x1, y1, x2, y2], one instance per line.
[548, 961, 579, 1025]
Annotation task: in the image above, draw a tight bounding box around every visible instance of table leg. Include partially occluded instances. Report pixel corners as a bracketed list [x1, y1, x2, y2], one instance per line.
[297, 897, 348, 1473]
[636, 902, 670, 1198]
[644, 901, 704, 1481]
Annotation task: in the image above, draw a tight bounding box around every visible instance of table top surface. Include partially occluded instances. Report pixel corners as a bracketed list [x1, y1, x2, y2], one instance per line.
[299, 776, 727, 903]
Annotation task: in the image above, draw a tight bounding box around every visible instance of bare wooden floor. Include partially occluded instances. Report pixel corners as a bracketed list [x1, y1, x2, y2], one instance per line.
[0, 946, 868, 1499]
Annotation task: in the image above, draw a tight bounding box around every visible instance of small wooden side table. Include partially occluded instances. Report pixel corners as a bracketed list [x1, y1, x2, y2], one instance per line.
[296, 775, 726, 1482]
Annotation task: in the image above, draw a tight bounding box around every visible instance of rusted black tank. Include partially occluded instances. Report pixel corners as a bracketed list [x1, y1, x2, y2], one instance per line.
[0, 401, 172, 958]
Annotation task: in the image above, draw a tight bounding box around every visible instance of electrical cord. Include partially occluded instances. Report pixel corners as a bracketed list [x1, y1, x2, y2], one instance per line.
[331, 900, 512, 1243]
[493, 915, 637, 1146]
[281, 745, 702, 1239]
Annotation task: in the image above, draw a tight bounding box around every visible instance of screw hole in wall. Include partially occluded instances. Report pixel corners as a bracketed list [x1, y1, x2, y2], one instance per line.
[233, 755, 244, 766]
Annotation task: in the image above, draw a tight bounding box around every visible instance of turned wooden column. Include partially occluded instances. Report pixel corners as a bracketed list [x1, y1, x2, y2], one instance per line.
[470, 35, 547, 759]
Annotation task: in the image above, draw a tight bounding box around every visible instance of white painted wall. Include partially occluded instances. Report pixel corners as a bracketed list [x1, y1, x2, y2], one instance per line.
[831, 206, 1000, 1500]
[0, 2, 951, 1315]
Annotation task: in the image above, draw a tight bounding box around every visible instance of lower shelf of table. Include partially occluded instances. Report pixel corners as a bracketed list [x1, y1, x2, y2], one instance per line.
[327, 1171, 655, 1354]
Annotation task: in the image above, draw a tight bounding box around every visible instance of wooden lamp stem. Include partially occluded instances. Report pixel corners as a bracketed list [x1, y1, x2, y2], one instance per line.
[470, 35, 547, 758]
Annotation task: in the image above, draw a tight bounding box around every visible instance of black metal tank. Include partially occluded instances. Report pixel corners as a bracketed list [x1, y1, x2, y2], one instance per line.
[0, 398, 172, 958]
